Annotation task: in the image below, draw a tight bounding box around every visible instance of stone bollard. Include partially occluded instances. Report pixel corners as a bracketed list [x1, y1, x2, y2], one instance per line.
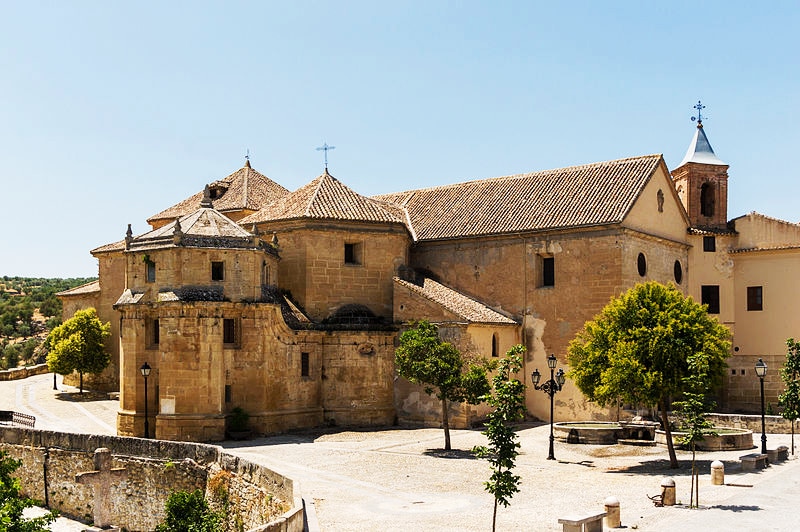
[661, 477, 676, 506]
[711, 460, 725, 485]
[604, 496, 621, 528]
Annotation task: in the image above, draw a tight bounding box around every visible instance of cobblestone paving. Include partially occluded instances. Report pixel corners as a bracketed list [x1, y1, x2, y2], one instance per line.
[3, 374, 798, 531]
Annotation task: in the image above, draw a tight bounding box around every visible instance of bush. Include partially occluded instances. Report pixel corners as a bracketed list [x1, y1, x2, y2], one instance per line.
[155, 489, 223, 532]
[0, 450, 57, 531]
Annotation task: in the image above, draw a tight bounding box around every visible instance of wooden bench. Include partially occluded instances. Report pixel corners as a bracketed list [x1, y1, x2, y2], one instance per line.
[740, 453, 768, 471]
[558, 511, 607, 532]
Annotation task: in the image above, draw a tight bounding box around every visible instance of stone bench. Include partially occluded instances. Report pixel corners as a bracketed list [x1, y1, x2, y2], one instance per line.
[558, 511, 607, 532]
[767, 445, 789, 463]
[740, 453, 768, 471]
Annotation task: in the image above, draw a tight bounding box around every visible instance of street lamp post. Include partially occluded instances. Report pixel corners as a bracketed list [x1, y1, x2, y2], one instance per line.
[140, 362, 151, 439]
[532, 353, 567, 460]
[755, 358, 767, 455]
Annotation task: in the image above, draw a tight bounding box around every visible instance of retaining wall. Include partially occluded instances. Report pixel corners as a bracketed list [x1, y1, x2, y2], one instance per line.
[0, 363, 51, 381]
[0, 427, 303, 532]
[706, 413, 795, 434]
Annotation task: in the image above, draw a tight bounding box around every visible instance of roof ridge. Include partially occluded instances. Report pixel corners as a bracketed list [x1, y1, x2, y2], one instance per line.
[375, 154, 663, 198]
[394, 277, 516, 324]
[305, 173, 328, 217]
[730, 211, 800, 227]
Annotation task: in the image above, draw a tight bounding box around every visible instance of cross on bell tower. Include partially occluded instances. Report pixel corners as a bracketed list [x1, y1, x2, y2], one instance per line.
[316, 142, 335, 171]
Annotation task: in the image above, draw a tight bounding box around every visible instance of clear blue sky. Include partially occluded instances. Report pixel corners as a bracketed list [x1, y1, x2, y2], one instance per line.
[1, 1, 798, 278]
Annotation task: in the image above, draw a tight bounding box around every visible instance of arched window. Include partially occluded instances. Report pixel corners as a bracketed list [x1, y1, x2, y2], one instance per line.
[491, 333, 499, 357]
[637, 253, 647, 277]
[700, 183, 715, 217]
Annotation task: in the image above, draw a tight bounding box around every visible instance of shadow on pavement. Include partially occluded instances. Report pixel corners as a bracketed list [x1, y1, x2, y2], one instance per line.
[54, 391, 110, 402]
[605, 459, 741, 476]
[712, 504, 761, 512]
[422, 448, 478, 459]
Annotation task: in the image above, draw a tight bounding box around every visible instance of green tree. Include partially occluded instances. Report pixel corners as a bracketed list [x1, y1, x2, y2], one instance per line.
[673, 358, 717, 508]
[473, 346, 527, 532]
[45, 307, 110, 393]
[155, 489, 222, 532]
[0, 450, 57, 532]
[778, 338, 800, 455]
[395, 320, 491, 450]
[38, 295, 61, 318]
[567, 282, 730, 468]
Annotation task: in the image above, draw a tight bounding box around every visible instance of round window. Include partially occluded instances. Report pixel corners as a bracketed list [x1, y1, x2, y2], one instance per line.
[637, 253, 647, 277]
[674, 260, 683, 284]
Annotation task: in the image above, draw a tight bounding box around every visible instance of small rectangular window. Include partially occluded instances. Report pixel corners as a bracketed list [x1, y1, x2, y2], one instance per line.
[701, 285, 720, 314]
[146, 261, 156, 283]
[541, 256, 555, 287]
[225, 385, 232, 403]
[146, 318, 159, 349]
[223, 318, 240, 346]
[747, 286, 763, 311]
[211, 261, 224, 281]
[703, 236, 716, 252]
[301, 352, 310, 377]
[344, 242, 361, 265]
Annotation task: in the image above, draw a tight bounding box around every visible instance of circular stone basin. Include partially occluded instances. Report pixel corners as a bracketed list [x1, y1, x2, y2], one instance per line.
[554, 422, 623, 444]
[654, 428, 753, 451]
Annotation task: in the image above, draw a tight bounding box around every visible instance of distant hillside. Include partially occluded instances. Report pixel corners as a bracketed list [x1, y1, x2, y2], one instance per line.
[0, 276, 97, 369]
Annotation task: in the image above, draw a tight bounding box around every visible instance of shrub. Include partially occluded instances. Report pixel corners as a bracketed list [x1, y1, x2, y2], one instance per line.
[155, 489, 223, 532]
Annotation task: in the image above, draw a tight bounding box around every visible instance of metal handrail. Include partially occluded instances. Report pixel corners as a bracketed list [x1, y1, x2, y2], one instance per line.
[0, 410, 36, 427]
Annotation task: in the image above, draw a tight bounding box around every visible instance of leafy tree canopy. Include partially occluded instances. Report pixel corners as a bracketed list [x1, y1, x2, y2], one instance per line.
[0, 450, 57, 532]
[779, 338, 800, 454]
[567, 281, 731, 467]
[473, 346, 527, 531]
[46, 307, 110, 392]
[395, 320, 491, 450]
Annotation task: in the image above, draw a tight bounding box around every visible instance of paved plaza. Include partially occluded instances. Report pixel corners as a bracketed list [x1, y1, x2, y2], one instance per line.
[3, 373, 799, 531]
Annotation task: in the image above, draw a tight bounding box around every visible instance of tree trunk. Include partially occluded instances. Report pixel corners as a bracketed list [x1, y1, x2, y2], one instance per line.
[79, 372, 84, 394]
[442, 397, 451, 450]
[492, 497, 498, 532]
[659, 400, 678, 468]
[792, 420, 795, 455]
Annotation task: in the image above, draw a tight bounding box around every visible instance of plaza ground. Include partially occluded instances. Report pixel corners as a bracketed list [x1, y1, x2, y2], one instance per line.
[4, 373, 799, 531]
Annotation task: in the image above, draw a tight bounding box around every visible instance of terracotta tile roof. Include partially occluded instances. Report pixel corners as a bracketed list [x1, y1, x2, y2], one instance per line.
[374, 155, 663, 241]
[394, 277, 517, 324]
[56, 280, 100, 296]
[129, 207, 265, 252]
[91, 240, 126, 254]
[241, 170, 406, 225]
[147, 161, 289, 224]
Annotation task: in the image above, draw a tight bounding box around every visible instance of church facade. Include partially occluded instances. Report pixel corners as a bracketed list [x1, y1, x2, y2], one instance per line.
[59, 117, 800, 441]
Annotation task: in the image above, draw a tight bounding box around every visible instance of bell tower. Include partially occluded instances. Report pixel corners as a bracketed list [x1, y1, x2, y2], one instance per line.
[671, 101, 729, 230]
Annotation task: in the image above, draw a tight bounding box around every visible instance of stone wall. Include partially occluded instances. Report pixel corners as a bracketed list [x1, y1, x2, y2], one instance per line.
[706, 413, 795, 434]
[0, 427, 303, 532]
[0, 363, 51, 381]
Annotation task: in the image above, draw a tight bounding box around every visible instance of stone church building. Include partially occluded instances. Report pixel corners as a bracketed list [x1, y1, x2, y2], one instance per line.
[59, 116, 800, 441]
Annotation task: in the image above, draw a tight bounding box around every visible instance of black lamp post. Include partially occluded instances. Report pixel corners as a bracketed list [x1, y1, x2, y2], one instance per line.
[532, 353, 567, 460]
[140, 361, 151, 439]
[755, 358, 767, 455]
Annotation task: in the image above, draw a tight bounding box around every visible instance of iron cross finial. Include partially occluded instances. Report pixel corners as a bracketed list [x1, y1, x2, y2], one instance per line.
[691, 100, 706, 125]
[245, 148, 250, 161]
[316, 142, 336, 171]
